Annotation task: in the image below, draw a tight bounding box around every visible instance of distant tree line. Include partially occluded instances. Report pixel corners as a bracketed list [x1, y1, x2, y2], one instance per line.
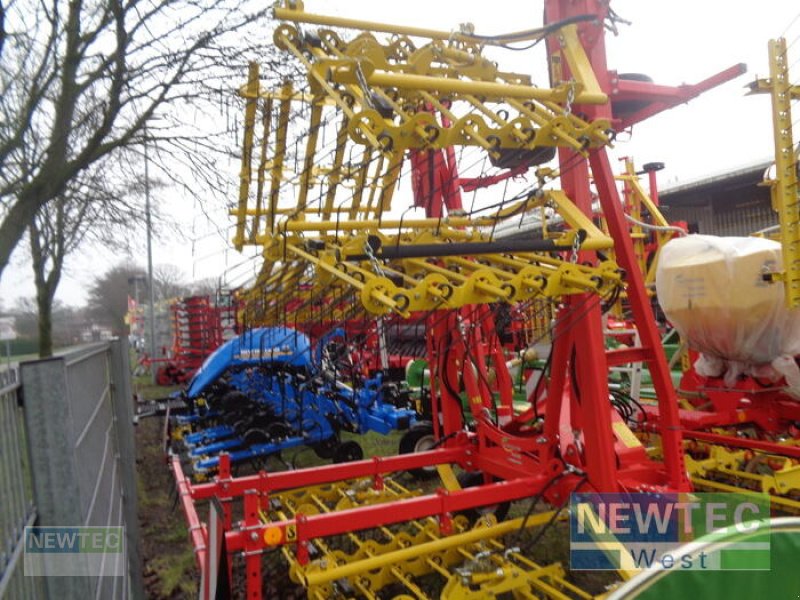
[2, 261, 221, 355]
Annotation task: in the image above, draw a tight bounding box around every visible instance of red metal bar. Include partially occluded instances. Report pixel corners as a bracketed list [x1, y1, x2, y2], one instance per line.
[572, 292, 620, 491]
[606, 346, 653, 367]
[591, 149, 690, 492]
[542, 309, 572, 465]
[243, 490, 262, 600]
[171, 456, 209, 572]
[225, 475, 551, 552]
[647, 169, 660, 206]
[615, 63, 747, 129]
[191, 446, 466, 500]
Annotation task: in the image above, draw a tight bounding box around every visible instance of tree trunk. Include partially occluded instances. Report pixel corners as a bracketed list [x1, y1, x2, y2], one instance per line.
[29, 214, 63, 359]
[36, 290, 54, 358]
[0, 190, 46, 280]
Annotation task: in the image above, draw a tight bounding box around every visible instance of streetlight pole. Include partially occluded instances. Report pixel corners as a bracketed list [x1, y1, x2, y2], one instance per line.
[144, 123, 157, 384]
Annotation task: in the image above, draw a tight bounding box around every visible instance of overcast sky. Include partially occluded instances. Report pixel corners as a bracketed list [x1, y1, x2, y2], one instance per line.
[2, 0, 799, 309]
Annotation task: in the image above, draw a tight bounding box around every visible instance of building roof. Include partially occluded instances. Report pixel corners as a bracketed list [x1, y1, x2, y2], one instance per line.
[659, 158, 772, 204]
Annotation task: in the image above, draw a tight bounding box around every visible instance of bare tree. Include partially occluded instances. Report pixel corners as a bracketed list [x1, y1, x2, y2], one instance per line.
[28, 157, 136, 356]
[87, 262, 146, 335]
[0, 0, 280, 281]
[153, 263, 190, 302]
[190, 276, 222, 297]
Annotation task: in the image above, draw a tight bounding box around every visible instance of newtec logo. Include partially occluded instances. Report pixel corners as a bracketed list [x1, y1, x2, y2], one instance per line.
[24, 527, 125, 577]
[570, 492, 771, 572]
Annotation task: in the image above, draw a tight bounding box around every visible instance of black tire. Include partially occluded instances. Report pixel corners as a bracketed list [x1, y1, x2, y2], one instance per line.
[456, 471, 510, 523]
[217, 390, 249, 413]
[265, 421, 292, 441]
[242, 428, 270, 448]
[312, 436, 339, 459]
[398, 422, 437, 480]
[333, 440, 364, 463]
[231, 419, 249, 435]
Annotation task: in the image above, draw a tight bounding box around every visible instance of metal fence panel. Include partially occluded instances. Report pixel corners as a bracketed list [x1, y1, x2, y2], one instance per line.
[0, 367, 43, 600]
[20, 340, 143, 600]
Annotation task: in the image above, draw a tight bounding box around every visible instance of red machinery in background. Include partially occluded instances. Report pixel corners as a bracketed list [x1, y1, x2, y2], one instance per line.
[155, 293, 239, 385]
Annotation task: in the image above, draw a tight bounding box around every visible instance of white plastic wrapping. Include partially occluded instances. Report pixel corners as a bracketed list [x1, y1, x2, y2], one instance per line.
[656, 234, 800, 393]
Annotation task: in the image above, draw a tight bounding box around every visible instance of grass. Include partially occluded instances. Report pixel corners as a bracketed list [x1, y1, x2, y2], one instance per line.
[147, 552, 197, 598]
[133, 375, 197, 599]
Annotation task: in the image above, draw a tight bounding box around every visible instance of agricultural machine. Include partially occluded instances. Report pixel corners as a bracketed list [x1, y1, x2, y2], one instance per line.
[169, 326, 422, 478]
[163, 1, 800, 598]
[134, 293, 240, 386]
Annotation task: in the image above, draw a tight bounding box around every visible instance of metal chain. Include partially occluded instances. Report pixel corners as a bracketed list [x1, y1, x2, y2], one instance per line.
[564, 83, 576, 116]
[354, 61, 376, 109]
[569, 232, 581, 264]
[363, 239, 385, 276]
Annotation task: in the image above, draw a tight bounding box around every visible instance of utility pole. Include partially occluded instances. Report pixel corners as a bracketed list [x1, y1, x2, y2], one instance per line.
[144, 124, 157, 383]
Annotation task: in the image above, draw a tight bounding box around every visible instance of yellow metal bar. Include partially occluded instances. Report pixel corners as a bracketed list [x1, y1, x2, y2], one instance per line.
[436, 465, 462, 492]
[692, 476, 800, 512]
[322, 117, 351, 219]
[237, 86, 336, 105]
[276, 217, 479, 233]
[254, 216, 610, 252]
[328, 66, 607, 105]
[546, 190, 615, 249]
[626, 179, 669, 228]
[363, 153, 386, 217]
[375, 149, 404, 214]
[767, 38, 800, 307]
[348, 146, 374, 219]
[275, 4, 489, 43]
[296, 101, 324, 217]
[268, 83, 293, 232]
[556, 25, 605, 103]
[252, 96, 273, 244]
[303, 511, 557, 587]
[234, 62, 260, 250]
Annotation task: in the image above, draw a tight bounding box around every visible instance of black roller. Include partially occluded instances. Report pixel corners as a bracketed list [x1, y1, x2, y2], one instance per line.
[345, 230, 585, 261]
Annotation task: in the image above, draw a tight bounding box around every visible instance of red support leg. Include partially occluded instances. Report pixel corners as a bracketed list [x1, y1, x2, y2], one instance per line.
[590, 149, 690, 492]
[243, 490, 262, 599]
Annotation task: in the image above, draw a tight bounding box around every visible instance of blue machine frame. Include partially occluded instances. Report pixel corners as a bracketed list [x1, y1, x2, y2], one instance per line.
[170, 327, 418, 476]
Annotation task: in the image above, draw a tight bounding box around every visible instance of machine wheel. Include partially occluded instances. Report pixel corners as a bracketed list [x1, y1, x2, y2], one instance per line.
[456, 471, 510, 523]
[333, 440, 364, 463]
[398, 422, 437, 480]
[231, 419, 249, 435]
[265, 421, 292, 441]
[312, 436, 339, 459]
[218, 390, 249, 412]
[242, 428, 270, 448]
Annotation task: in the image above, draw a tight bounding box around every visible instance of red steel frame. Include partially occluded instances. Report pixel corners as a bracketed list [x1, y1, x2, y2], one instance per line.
[156, 294, 238, 385]
[641, 364, 800, 458]
[171, 2, 751, 596]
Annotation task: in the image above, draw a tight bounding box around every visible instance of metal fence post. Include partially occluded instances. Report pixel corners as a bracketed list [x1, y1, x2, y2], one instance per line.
[109, 337, 145, 600]
[20, 357, 92, 599]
